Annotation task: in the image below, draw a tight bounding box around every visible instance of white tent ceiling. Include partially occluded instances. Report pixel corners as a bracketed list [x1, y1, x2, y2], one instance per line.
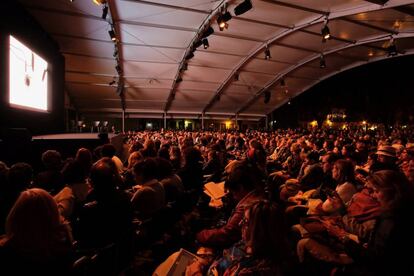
[19, 0, 414, 121]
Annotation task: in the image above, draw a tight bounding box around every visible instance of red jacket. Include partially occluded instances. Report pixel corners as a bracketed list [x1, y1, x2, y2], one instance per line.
[196, 190, 262, 248]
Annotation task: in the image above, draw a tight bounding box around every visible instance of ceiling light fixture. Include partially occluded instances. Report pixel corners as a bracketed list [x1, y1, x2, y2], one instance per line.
[108, 28, 116, 41]
[176, 76, 183, 83]
[102, 4, 108, 20]
[234, 0, 252, 16]
[202, 38, 209, 49]
[319, 54, 326, 68]
[202, 26, 214, 39]
[265, 46, 271, 60]
[185, 51, 194, 60]
[321, 18, 331, 42]
[93, 0, 106, 5]
[194, 39, 203, 48]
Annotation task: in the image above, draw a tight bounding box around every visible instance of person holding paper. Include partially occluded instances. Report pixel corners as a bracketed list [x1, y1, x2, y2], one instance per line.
[196, 161, 263, 249]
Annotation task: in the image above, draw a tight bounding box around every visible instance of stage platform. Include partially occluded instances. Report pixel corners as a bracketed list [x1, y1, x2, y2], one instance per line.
[33, 133, 118, 140]
[1, 132, 125, 169]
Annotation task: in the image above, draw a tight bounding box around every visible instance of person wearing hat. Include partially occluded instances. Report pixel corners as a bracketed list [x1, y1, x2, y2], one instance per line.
[370, 145, 399, 172]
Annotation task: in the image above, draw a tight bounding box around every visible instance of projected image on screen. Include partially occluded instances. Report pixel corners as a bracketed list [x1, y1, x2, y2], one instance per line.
[9, 35, 48, 111]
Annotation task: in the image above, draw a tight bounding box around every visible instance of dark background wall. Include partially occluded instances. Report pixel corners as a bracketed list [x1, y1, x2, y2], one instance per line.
[0, 0, 65, 137]
[271, 54, 414, 128]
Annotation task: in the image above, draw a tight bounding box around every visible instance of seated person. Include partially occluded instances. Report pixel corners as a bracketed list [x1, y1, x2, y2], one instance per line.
[131, 158, 166, 219]
[74, 158, 132, 249]
[0, 188, 73, 275]
[196, 160, 264, 249]
[187, 200, 292, 276]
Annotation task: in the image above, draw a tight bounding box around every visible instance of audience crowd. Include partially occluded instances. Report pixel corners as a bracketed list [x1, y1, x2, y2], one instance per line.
[0, 126, 414, 275]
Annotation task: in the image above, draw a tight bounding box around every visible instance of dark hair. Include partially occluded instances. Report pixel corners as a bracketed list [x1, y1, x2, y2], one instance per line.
[156, 157, 173, 180]
[61, 160, 86, 184]
[306, 151, 319, 163]
[133, 158, 158, 182]
[101, 144, 116, 158]
[245, 200, 288, 260]
[182, 147, 202, 167]
[324, 152, 339, 164]
[41, 150, 62, 170]
[8, 163, 33, 192]
[225, 160, 262, 192]
[334, 159, 355, 184]
[75, 148, 93, 175]
[89, 158, 117, 194]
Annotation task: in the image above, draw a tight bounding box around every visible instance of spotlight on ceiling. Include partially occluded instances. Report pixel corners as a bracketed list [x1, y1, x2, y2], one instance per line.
[202, 38, 209, 49]
[113, 46, 118, 57]
[108, 29, 116, 41]
[102, 4, 108, 20]
[176, 76, 183, 83]
[217, 11, 232, 30]
[234, 72, 239, 81]
[185, 51, 194, 60]
[202, 26, 214, 39]
[234, 0, 252, 16]
[319, 54, 326, 68]
[280, 78, 286, 87]
[93, 0, 106, 5]
[321, 22, 331, 42]
[109, 79, 116, 86]
[194, 39, 203, 48]
[265, 46, 271, 60]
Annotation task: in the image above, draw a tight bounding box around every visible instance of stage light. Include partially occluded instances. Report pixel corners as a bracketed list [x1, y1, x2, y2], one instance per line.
[109, 80, 116, 86]
[280, 78, 286, 87]
[218, 20, 229, 31]
[234, 72, 239, 81]
[217, 11, 232, 29]
[108, 29, 116, 41]
[102, 4, 108, 20]
[194, 39, 203, 48]
[321, 23, 331, 42]
[319, 54, 326, 68]
[93, 0, 107, 5]
[234, 0, 252, 16]
[202, 26, 214, 38]
[202, 38, 209, 49]
[176, 76, 183, 83]
[265, 46, 271, 60]
[185, 51, 194, 60]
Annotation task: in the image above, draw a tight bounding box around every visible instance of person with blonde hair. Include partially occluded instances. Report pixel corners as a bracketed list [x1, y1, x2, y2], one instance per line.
[0, 188, 73, 275]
